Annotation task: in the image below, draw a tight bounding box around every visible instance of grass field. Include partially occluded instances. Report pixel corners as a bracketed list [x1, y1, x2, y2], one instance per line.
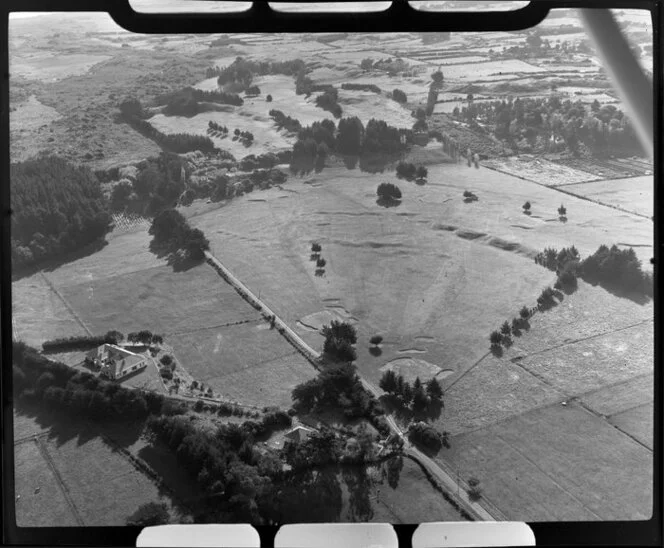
[14, 440, 80, 527]
[559, 176, 653, 218]
[367, 458, 467, 522]
[441, 400, 652, 521]
[13, 411, 173, 527]
[609, 403, 653, 450]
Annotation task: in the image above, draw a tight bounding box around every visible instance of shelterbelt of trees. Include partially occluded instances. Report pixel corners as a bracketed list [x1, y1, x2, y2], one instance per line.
[286, 116, 413, 175]
[11, 156, 112, 270]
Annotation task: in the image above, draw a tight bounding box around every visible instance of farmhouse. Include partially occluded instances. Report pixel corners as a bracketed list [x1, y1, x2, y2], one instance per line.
[284, 425, 315, 446]
[86, 344, 148, 381]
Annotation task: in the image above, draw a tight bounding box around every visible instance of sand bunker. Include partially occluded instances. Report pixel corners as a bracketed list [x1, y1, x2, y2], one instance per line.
[380, 357, 444, 383]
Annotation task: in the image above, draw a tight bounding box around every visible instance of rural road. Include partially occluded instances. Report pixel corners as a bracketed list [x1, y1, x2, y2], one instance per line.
[204, 250, 503, 522]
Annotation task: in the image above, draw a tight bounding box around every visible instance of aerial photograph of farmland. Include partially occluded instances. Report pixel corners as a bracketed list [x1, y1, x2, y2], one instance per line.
[9, 2, 654, 528]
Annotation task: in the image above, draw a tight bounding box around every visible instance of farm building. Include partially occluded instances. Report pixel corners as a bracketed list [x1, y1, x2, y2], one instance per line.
[284, 425, 315, 446]
[86, 344, 147, 381]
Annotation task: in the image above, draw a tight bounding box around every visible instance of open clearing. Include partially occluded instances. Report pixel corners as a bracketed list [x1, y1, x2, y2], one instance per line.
[560, 176, 653, 218]
[442, 400, 652, 521]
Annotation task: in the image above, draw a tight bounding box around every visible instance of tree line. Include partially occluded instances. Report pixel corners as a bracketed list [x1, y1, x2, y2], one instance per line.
[11, 155, 112, 271]
[42, 330, 125, 353]
[13, 341, 170, 421]
[341, 83, 381, 93]
[288, 117, 412, 175]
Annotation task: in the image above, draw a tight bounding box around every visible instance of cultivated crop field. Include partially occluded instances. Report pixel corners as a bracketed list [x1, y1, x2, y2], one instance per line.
[483, 156, 598, 186]
[441, 400, 652, 521]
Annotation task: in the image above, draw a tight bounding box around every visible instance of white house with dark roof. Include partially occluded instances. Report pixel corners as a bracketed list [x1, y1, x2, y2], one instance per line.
[86, 344, 147, 381]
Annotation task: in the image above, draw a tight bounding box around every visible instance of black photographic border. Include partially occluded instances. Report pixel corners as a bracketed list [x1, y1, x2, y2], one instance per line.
[1, 1, 661, 546]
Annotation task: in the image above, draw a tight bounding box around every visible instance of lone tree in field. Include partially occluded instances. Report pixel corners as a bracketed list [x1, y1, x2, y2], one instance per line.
[523, 201, 531, 213]
[377, 182, 402, 202]
[558, 204, 567, 217]
[266, 94, 273, 102]
[489, 330, 502, 347]
[370, 335, 383, 346]
[316, 257, 327, 268]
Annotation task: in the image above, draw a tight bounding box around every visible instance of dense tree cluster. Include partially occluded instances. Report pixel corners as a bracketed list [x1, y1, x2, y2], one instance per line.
[291, 363, 381, 420]
[215, 57, 307, 91]
[450, 96, 643, 157]
[239, 151, 291, 171]
[379, 371, 443, 414]
[245, 85, 261, 96]
[11, 156, 112, 270]
[156, 87, 244, 117]
[376, 183, 402, 202]
[110, 152, 190, 216]
[146, 414, 277, 524]
[13, 342, 168, 420]
[269, 110, 303, 134]
[321, 320, 358, 363]
[149, 209, 210, 265]
[534, 244, 652, 297]
[315, 87, 342, 118]
[360, 57, 413, 76]
[42, 331, 124, 353]
[341, 83, 381, 93]
[581, 245, 652, 295]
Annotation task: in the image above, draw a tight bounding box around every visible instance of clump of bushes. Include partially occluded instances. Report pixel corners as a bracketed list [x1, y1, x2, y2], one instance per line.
[463, 190, 479, 202]
[408, 421, 444, 452]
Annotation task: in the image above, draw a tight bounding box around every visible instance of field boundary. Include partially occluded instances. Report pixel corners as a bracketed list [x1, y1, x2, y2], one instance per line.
[34, 438, 85, 525]
[481, 164, 652, 220]
[39, 272, 93, 336]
